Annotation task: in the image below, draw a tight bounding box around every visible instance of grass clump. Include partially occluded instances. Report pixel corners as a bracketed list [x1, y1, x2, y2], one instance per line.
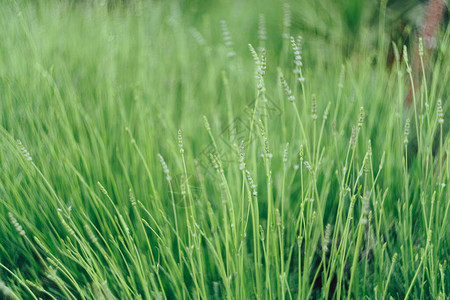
[0, 0, 449, 299]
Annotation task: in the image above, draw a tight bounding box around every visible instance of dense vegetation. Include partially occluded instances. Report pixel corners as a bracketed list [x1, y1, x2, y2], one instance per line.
[0, 0, 448, 299]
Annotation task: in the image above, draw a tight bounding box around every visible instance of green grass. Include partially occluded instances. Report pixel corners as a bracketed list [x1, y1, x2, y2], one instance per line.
[0, 0, 449, 299]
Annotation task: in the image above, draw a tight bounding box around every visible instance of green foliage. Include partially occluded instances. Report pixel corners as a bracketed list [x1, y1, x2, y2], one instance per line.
[0, 0, 448, 299]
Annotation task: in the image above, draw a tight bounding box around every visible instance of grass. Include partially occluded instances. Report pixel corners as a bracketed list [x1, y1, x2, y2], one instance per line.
[0, 0, 449, 299]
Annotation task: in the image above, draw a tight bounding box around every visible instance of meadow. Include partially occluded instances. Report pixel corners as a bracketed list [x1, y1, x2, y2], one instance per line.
[0, 0, 449, 299]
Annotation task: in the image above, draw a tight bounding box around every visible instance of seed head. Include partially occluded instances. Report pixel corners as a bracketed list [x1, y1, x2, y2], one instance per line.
[275, 209, 282, 227]
[304, 161, 312, 171]
[322, 224, 332, 252]
[258, 14, 266, 51]
[34, 236, 50, 254]
[129, 189, 137, 207]
[418, 37, 424, 57]
[210, 154, 223, 174]
[350, 126, 357, 149]
[180, 175, 187, 196]
[357, 107, 365, 128]
[404, 119, 410, 144]
[360, 192, 370, 225]
[239, 140, 246, 170]
[258, 14, 266, 40]
[97, 181, 108, 195]
[58, 212, 75, 236]
[279, 71, 295, 102]
[84, 224, 100, 247]
[17, 140, 32, 161]
[248, 44, 260, 66]
[364, 153, 370, 174]
[323, 102, 330, 120]
[8, 212, 25, 236]
[311, 94, 317, 120]
[157, 153, 172, 181]
[296, 36, 303, 54]
[203, 116, 211, 132]
[291, 36, 302, 68]
[403, 45, 411, 73]
[125, 127, 136, 144]
[178, 129, 184, 154]
[259, 225, 265, 241]
[332, 121, 337, 136]
[260, 49, 266, 77]
[299, 145, 304, 162]
[437, 99, 444, 124]
[283, 142, 289, 164]
[190, 28, 206, 46]
[245, 170, 257, 197]
[392, 253, 398, 264]
[259, 121, 272, 159]
[220, 20, 235, 57]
